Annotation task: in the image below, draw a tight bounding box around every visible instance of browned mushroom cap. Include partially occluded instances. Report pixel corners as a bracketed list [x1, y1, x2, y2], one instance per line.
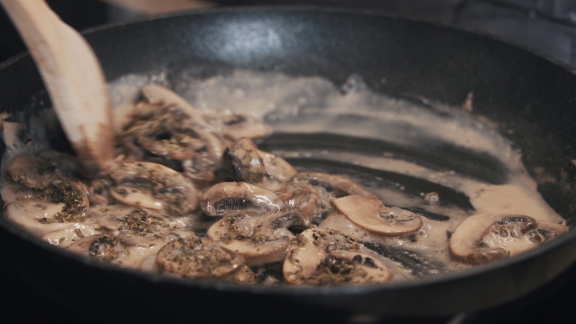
[329, 250, 392, 284]
[223, 137, 265, 182]
[449, 214, 567, 265]
[332, 195, 422, 236]
[257, 149, 297, 183]
[204, 113, 271, 141]
[6, 154, 55, 189]
[156, 237, 245, 279]
[206, 212, 307, 266]
[141, 84, 206, 125]
[106, 161, 198, 215]
[200, 182, 284, 217]
[283, 228, 362, 285]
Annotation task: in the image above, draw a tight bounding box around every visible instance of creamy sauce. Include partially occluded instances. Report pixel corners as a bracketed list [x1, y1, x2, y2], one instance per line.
[1, 69, 567, 284]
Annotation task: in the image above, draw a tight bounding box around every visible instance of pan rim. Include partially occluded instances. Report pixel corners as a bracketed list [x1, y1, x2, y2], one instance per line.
[0, 5, 575, 299]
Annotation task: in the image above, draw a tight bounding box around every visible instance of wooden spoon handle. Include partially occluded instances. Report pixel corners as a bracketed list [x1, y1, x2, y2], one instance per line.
[1, 0, 114, 172]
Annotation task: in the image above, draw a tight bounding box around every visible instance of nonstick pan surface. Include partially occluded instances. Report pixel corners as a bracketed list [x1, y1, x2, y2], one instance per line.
[1, 7, 576, 318]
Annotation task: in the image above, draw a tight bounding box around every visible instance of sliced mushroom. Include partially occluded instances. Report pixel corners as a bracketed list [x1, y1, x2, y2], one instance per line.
[329, 250, 392, 284]
[292, 172, 380, 202]
[156, 237, 245, 279]
[5, 201, 79, 236]
[332, 195, 422, 236]
[119, 103, 224, 185]
[88, 205, 137, 232]
[527, 221, 568, 244]
[204, 113, 271, 141]
[141, 84, 206, 125]
[283, 228, 362, 285]
[117, 209, 170, 246]
[41, 223, 100, 247]
[200, 182, 284, 217]
[275, 184, 322, 224]
[223, 137, 265, 182]
[206, 212, 306, 266]
[449, 214, 567, 265]
[37, 180, 89, 223]
[5, 154, 55, 189]
[181, 129, 225, 184]
[106, 161, 198, 215]
[87, 235, 120, 262]
[122, 110, 202, 161]
[257, 149, 297, 183]
[69, 234, 120, 262]
[222, 137, 297, 192]
[283, 229, 327, 284]
[221, 265, 257, 284]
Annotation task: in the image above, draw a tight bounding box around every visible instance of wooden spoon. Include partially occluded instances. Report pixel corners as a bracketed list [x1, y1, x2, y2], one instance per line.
[0, 0, 114, 172]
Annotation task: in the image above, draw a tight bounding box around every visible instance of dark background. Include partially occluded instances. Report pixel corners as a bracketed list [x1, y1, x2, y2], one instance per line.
[1, 1, 575, 323]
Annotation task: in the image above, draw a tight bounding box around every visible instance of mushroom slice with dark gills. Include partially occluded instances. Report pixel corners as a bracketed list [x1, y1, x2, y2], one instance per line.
[449, 214, 568, 265]
[119, 103, 225, 184]
[5, 154, 56, 189]
[120, 104, 206, 161]
[106, 161, 198, 215]
[181, 129, 225, 185]
[328, 250, 392, 285]
[332, 195, 423, 236]
[222, 137, 297, 191]
[283, 228, 388, 285]
[207, 212, 309, 266]
[223, 137, 266, 183]
[275, 185, 322, 224]
[204, 113, 271, 141]
[528, 221, 568, 244]
[156, 236, 248, 279]
[200, 182, 284, 217]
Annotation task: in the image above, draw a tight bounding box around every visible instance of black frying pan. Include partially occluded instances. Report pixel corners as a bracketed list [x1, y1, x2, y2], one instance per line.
[1, 7, 576, 319]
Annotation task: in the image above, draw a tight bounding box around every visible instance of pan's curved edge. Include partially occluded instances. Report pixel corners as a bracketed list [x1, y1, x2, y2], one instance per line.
[0, 7, 575, 316]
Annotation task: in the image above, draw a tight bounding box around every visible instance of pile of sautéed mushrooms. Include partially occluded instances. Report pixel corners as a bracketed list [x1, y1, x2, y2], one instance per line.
[0, 84, 567, 286]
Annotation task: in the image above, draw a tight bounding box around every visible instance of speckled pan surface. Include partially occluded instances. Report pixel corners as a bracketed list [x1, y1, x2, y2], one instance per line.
[1, 7, 576, 317]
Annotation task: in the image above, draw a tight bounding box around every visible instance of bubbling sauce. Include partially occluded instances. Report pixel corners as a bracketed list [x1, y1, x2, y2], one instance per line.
[0, 70, 567, 285]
